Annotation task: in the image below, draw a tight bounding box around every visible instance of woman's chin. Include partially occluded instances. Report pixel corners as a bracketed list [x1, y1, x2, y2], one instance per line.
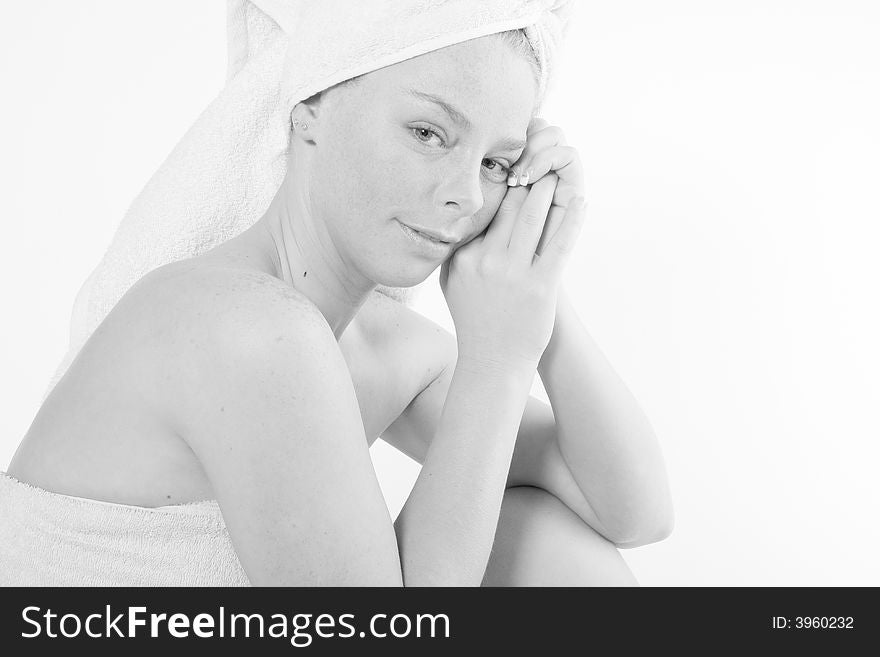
[373, 267, 436, 304]
[373, 284, 415, 305]
[378, 262, 436, 287]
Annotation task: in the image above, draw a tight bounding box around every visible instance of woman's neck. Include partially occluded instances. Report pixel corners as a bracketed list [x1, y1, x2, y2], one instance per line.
[252, 172, 376, 340]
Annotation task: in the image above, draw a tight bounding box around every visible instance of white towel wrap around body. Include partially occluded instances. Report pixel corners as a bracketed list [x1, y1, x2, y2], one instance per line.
[0, 472, 249, 586]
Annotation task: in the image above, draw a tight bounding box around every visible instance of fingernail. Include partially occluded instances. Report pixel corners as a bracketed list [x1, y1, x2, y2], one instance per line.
[519, 169, 531, 186]
[507, 171, 518, 186]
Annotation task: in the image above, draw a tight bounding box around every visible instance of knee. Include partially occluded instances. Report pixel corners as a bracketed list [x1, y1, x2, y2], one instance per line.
[500, 485, 573, 524]
[483, 486, 639, 587]
[498, 486, 597, 544]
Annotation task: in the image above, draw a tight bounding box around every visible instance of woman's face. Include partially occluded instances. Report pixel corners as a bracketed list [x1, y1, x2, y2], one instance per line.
[300, 34, 538, 287]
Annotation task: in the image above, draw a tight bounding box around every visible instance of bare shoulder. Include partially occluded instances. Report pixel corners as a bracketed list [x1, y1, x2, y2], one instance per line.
[134, 261, 328, 335]
[127, 262, 333, 424]
[130, 264, 402, 585]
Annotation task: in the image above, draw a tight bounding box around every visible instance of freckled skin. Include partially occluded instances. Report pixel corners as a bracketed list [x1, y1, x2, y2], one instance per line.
[300, 36, 537, 289]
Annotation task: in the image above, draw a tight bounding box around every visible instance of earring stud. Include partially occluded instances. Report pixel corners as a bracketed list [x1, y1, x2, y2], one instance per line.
[292, 117, 309, 131]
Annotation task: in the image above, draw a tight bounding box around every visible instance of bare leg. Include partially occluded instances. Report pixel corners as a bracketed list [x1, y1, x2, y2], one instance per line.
[481, 485, 639, 587]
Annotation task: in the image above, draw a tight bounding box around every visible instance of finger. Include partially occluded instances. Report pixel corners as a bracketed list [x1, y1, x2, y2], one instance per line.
[535, 203, 566, 258]
[535, 196, 587, 279]
[508, 173, 558, 264]
[483, 185, 528, 250]
[510, 124, 567, 186]
[523, 145, 583, 202]
[440, 231, 483, 292]
[527, 117, 551, 136]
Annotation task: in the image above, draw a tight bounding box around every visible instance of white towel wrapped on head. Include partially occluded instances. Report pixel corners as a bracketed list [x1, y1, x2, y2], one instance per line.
[45, 0, 574, 400]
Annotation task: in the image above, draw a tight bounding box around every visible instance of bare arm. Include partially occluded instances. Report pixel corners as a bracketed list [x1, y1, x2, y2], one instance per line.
[382, 303, 672, 550]
[536, 284, 674, 546]
[393, 356, 537, 586]
[158, 268, 537, 585]
[164, 274, 402, 586]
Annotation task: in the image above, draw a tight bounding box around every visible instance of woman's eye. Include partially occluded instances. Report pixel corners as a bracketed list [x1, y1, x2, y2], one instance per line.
[412, 127, 443, 147]
[482, 158, 510, 182]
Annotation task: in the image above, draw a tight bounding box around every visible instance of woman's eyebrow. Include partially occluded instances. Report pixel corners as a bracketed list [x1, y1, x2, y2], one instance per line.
[406, 88, 526, 151]
[407, 89, 472, 128]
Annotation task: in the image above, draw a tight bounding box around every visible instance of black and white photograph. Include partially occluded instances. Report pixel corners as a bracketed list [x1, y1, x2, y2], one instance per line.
[1, 0, 878, 604]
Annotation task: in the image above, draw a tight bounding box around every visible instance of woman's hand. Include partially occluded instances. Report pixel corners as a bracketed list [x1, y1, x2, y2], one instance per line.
[508, 118, 586, 256]
[439, 119, 586, 372]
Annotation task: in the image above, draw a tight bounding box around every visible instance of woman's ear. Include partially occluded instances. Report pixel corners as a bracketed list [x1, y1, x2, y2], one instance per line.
[290, 97, 321, 144]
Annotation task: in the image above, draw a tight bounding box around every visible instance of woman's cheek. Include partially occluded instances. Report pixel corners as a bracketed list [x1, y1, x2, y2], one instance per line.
[358, 142, 423, 206]
[469, 206, 495, 235]
[475, 182, 507, 227]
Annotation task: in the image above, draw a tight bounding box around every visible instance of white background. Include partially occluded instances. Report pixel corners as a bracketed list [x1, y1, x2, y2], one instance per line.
[2, 1, 878, 586]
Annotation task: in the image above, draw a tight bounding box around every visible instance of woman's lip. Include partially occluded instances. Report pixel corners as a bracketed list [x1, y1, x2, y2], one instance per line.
[396, 220, 454, 256]
[399, 222, 457, 244]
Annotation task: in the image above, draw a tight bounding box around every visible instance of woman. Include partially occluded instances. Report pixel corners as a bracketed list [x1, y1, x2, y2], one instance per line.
[1, 4, 672, 586]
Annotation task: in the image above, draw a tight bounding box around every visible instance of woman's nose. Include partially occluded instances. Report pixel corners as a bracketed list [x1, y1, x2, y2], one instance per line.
[434, 159, 484, 219]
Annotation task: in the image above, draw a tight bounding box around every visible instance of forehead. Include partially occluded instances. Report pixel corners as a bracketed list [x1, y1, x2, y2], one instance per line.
[347, 36, 538, 133]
